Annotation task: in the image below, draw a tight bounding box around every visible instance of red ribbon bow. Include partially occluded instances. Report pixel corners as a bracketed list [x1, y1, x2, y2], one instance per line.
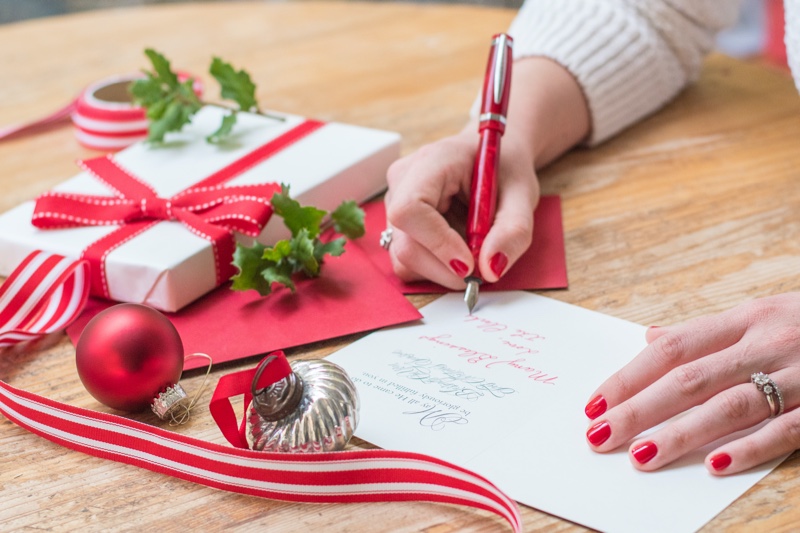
[33, 156, 279, 234]
[31, 156, 279, 298]
[30, 119, 325, 300]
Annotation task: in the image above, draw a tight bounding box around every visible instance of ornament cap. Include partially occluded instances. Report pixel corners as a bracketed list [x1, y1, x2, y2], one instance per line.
[252, 355, 304, 422]
[151, 383, 189, 420]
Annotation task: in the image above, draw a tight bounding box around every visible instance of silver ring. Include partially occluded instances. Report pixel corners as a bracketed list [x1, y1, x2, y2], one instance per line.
[751, 372, 785, 418]
[379, 228, 393, 250]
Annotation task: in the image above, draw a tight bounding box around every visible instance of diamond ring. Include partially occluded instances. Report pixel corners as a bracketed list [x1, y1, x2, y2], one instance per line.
[751, 372, 784, 418]
[379, 228, 393, 250]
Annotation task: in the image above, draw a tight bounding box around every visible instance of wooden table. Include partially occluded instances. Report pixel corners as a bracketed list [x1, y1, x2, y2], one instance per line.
[1, 2, 799, 531]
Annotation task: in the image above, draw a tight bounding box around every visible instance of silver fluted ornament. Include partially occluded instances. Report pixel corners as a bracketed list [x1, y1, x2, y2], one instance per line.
[246, 356, 359, 453]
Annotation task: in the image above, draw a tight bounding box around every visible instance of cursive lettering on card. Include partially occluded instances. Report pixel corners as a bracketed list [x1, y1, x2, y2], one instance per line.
[416, 328, 558, 385]
[419, 334, 498, 364]
[485, 358, 558, 384]
[389, 351, 516, 401]
[402, 405, 470, 431]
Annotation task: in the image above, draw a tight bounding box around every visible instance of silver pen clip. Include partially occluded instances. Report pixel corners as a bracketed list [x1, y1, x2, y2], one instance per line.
[492, 34, 512, 106]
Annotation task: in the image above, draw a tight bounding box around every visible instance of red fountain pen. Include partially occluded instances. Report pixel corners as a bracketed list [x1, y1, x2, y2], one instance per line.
[464, 33, 513, 313]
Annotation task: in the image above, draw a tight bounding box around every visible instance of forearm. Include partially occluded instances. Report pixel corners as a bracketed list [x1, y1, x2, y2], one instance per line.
[506, 0, 743, 145]
[506, 56, 590, 169]
[459, 56, 590, 170]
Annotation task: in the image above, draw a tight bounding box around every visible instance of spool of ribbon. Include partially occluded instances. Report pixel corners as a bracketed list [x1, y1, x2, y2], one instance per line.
[0, 73, 201, 151]
[70, 74, 150, 151]
[0, 251, 523, 531]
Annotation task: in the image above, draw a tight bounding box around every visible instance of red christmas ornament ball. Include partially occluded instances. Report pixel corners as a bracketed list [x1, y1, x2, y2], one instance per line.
[76, 303, 184, 412]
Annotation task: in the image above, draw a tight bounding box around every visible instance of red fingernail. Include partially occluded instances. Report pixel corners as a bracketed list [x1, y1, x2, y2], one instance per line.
[586, 421, 611, 446]
[489, 252, 508, 277]
[710, 453, 732, 471]
[631, 441, 658, 464]
[449, 259, 469, 278]
[584, 395, 607, 420]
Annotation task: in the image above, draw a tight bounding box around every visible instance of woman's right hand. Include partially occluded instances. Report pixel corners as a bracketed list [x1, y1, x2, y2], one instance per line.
[383, 127, 540, 289]
[383, 56, 591, 289]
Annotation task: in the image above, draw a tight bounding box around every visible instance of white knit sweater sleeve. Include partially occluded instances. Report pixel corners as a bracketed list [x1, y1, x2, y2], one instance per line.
[506, 0, 744, 145]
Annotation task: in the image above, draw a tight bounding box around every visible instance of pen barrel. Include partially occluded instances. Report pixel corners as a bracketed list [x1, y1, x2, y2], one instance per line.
[466, 129, 501, 260]
[466, 33, 512, 273]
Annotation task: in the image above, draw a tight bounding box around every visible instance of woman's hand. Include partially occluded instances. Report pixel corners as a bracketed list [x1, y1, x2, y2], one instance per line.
[384, 128, 539, 289]
[382, 56, 591, 289]
[584, 292, 800, 474]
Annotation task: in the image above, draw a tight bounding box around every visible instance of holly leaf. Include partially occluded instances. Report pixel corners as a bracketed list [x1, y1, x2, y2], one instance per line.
[210, 57, 258, 112]
[229, 189, 361, 297]
[289, 229, 319, 276]
[131, 49, 202, 143]
[145, 48, 179, 88]
[144, 97, 168, 121]
[314, 237, 346, 262]
[262, 264, 296, 293]
[331, 200, 365, 239]
[231, 242, 271, 295]
[262, 239, 292, 263]
[207, 112, 238, 144]
[147, 100, 187, 143]
[130, 74, 167, 109]
[271, 185, 327, 238]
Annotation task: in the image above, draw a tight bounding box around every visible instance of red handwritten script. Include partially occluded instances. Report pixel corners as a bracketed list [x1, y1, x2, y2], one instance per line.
[417, 312, 558, 385]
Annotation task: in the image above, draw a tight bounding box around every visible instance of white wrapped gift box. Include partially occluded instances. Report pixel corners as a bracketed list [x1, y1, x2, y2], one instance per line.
[0, 106, 400, 311]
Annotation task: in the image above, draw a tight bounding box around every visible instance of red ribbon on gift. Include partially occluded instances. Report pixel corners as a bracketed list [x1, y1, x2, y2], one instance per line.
[30, 119, 325, 299]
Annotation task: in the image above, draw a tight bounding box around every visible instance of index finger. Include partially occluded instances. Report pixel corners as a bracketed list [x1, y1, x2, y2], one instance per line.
[386, 146, 476, 277]
[585, 311, 748, 419]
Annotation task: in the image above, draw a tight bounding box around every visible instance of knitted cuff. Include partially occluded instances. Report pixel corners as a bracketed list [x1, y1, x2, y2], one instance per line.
[505, 0, 691, 145]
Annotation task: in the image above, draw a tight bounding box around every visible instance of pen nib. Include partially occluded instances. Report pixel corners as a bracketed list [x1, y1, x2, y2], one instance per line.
[464, 277, 481, 314]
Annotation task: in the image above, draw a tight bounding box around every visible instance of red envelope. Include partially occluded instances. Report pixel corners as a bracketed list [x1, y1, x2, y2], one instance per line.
[67, 244, 422, 370]
[357, 196, 568, 293]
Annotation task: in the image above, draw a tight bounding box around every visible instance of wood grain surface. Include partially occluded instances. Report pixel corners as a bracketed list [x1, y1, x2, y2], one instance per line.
[1, 2, 799, 532]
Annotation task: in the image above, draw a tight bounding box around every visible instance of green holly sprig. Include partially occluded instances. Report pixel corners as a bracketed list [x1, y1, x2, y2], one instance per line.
[231, 185, 366, 296]
[130, 48, 268, 144]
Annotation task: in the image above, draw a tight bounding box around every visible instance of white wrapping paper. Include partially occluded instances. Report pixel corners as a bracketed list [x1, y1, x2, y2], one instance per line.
[0, 106, 400, 311]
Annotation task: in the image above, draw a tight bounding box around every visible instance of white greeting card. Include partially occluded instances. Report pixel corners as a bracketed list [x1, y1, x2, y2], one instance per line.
[326, 292, 782, 532]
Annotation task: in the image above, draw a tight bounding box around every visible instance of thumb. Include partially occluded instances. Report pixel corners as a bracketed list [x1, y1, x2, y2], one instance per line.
[477, 172, 538, 282]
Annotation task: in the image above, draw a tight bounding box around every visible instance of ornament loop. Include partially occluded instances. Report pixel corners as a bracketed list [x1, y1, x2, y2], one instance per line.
[158, 352, 214, 426]
[251, 355, 278, 398]
[252, 355, 305, 422]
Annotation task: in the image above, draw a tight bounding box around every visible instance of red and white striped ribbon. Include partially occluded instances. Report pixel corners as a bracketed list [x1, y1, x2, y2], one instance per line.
[0, 251, 522, 531]
[71, 74, 150, 151]
[0, 73, 201, 150]
[0, 251, 90, 347]
[0, 100, 76, 143]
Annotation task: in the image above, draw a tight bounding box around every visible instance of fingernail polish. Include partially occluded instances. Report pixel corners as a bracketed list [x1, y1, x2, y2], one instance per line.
[449, 259, 469, 278]
[586, 421, 611, 446]
[710, 453, 732, 471]
[631, 441, 658, 464]
[489, 252, 508, 277]
[584, 395, 607, 420]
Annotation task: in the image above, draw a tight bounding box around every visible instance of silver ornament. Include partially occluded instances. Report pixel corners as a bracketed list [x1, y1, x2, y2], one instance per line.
[246, 356, 359, 453]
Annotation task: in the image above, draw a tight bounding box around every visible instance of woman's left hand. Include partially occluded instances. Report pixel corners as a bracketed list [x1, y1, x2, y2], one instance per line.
[584, 292, 800, 474]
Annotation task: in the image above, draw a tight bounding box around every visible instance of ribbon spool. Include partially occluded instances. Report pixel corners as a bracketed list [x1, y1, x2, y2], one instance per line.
[71, 73, 202, 151]
[71, 75, 149, 151]
[0, 72, 199, 149]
